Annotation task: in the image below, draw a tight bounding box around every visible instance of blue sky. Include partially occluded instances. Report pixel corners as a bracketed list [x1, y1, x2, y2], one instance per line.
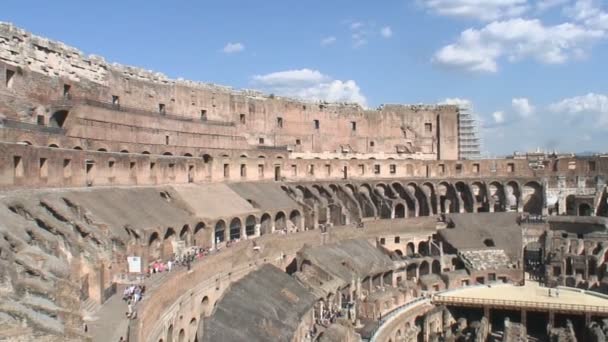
[3, 0, 608, 156]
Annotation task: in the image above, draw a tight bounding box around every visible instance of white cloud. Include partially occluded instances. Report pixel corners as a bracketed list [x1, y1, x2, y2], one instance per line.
[421, 0, 530, 21]
[252, 69, 367, 106]
[320, 36, 337, 46]
[380, 26, 393, 38]
[492, 111, 505, 123]
[512, 97, 535, 117]
[439, 97, 472, 108]
[350, 22, 364, 30]
[550, 93, 608, 126]
[537, 0, 569, 11]
[222, 42, 245, 54]
[433, 18, 604, 72]
[566, 0, 608, 31]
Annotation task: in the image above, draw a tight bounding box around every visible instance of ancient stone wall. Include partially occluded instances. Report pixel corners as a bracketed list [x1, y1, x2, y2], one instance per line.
[0, 22, 459, 160]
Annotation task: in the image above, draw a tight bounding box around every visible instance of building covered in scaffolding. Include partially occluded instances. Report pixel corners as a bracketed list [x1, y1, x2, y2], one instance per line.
[457, 105, 483, 159]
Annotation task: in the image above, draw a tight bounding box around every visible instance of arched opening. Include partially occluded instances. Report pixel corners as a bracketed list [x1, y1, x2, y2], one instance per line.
[432, 260, 441, 274]
[419, 261, 430, 276]
[406, 242, 415, 257]
[406, 264, 417, 280]
[183, 153, 193, 157]
[148, 232, 161, 260]
[579, 203, 593, 216]
[163, 228, 176, 259]
[275, 212, 286, 231]
[179, 224, 191, 246]
[73, 146, 83, 150]
[522, 181, 542, 215]
[260, 213, 272, 235]
[49, 110, 69, 128]
[120, 149, 129, 153]
[394, 203, 406, 218]
[97, 148, 107, 152]
[483, 238, 495, 247]
[167, 324, 173, 342]
[229, 218, 241, 240]
[394, 250, 403, 257]
[566, 195, 577, 215]
[178, 329, 185, 342]
[245, 215, 256, 236]
[163, 152, 173, 156]
[214, 220, 226, 245]
[189, 318, 197, 341]
[48, 143, 59, 148]
[289, 210, 301, 230]
[418, 241, 428, 256]
[201, 296, 210, 316]
[194, 222, 206, 246]
[142, 151, 150, 155]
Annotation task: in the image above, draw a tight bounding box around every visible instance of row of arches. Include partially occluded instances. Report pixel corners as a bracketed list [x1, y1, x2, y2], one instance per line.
[284, 180, 545, 228]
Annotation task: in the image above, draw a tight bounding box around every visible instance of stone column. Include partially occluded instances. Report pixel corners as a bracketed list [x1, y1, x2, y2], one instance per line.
[521, 310, 527, 327]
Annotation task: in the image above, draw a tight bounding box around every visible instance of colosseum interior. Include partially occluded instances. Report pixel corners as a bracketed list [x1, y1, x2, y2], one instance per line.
[1, 22, 608, 342]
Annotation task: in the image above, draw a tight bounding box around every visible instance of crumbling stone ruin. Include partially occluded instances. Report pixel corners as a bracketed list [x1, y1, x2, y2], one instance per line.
[0, 22, 608, 342]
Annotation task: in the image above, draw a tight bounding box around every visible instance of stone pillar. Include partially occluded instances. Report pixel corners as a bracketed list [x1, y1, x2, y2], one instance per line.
[254, 223, 261, 237]
[521, 310, 527, 327]
[549, 311, 555, 327]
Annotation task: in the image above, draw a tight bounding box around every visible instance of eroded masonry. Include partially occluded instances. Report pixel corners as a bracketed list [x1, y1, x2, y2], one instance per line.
[1, 22, 608, 342]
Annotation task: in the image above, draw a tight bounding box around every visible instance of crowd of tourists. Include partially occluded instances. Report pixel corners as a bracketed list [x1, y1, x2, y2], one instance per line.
[123, 284, 146, 320]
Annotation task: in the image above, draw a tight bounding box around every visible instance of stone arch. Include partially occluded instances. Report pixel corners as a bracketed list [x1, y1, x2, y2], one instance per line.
[422, 182, 437, 215]
[471, 181, 490, 212]
[73, 146, 83, 150]
[167, 324, 174, 342]
[201, 296, 210, 316]
[260, 213, 272, 235]
[183, 153, 193, 157]
[189, 318, 197, 342]
[148, 231, 161, 260]
[406, 264, 417, 280]
[163, 152, 173, 156]
[418, 241, 429, 256]
[406, 242, 415, 256]
[214, 220, 226, 244]
[48, 143, 59, 148]
[506, 181, 522, 211]
[566, 195, 577, 215]
[193, 222, 206, 246]
[97, 148, 108, 152]
[392, 182, 416, 217]
[409, 182, 430, 216]
[49, 110, 69, 128]
[432, 260, 441, 274]
[289, 210, 302, 230]
[455, 181, 474, 213]
[142, 151, 150, 155]
[275, 211, 287, 231]
[229, 217, 242, 240]
[163, 227, 176, 258]
[438, 182, 458, 214]
[419, 260, 430, 276]
[178, 329, 185, 342]
[120, 149, 129, 153]
[489, 181, 506, 212]
[179, 224, 191, 246]
[245, 215, 256, 236]
[522, 181, 542, 215]
[394, 203, 406, 218]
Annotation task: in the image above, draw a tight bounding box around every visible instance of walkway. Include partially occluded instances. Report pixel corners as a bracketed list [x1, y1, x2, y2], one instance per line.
[433, 280, 608, 315]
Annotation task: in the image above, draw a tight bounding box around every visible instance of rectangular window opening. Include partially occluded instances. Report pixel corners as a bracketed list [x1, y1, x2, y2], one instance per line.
[292, 164, 297, 177]
[359, 164, 365, 175]
[112, 95, 120, 106]
[277, 117, 283, 128]
[240, 164, 247, 178]
[165, 135, 170, 145]
[223, 164, 230, 178]
[473, 163, 480, 173]
[239, 114, 246, 124]
[258, 164, 264, 178]
[63, 84, 71, 98]
[456, 164, 463, 174]
[63, 159, 72, 178]
[390, 164, 396, 174]
[201, 109, 208, 121]
[308, 164, 315, 176]
[159, 103, 166, 114]
[13, 156, 23, 178]
[37, 115, 45, 126]
[507, 163, 515, 173]
[295, 139, 301, 145]
[439, 164, 445, 174]
[325, 164, 331, 176]
[313, 119, 320, 130]
[374, 165, 381, 175]
[589, 161, 596, 172]
[351, 121, 357, 131]
[259, 138, 265, 145]
[425, 123, 432, 132]
[39, 158, 48, 178]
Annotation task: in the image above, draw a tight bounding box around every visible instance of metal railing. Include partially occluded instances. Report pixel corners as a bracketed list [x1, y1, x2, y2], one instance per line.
[433, 295, 608, 314]
[53, 97, 236, 127]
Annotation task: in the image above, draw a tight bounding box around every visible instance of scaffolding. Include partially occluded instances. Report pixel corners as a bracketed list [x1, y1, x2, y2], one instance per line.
[458, 105, 482, 160]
